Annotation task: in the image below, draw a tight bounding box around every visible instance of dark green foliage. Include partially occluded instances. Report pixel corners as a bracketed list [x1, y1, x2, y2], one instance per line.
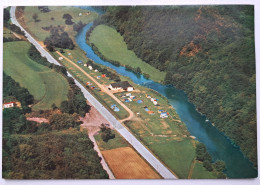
[3, 37, 23, 42]
[38, 6, 50, 13]
[4, 8, 10, 24]
[73, 21, 86, 32]
[3, 108, 37, 135]
[44, 26, 74, 50]
[203, 160, 213, 171]
[213, 160, 226, 172]
[98, 5, 256, 166]
[63, 13, 74, 25]
[49, 113, 81, 130]
[2, 132, 108, 179]
[27, 45, 52, 67]
[100, 123, 115, 142]
[196, 143, 212, 162]
[3, 73, 34, 110]
[32, 13, 40, 22]
[8, 24, 25, 36]
[60, 77, 91, 117]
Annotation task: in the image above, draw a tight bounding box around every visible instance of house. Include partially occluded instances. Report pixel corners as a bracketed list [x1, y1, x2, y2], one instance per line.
[3, 101, 21, 109]
[88, 65, 93, 70]
[3, 102, 15, 109]
[108, 81, 134, 92]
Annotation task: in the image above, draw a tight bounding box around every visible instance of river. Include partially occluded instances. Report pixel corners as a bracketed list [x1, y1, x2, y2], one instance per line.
[75, 20, 257, 178]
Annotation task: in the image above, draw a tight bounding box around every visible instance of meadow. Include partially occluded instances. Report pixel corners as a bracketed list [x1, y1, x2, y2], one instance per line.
[3, 41, 69, 110]
[21, 6, 98, 41]
[89, 24, 166, 83]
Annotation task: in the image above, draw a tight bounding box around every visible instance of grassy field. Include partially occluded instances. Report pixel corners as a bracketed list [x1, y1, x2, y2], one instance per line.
[89, 24, 166, 83]
[95, 130, 130, 151]
[102, 147, 161, 179]
[191, 161, 217, 179]
[22, 6, 98, 41]
[3, 41, 69, 110]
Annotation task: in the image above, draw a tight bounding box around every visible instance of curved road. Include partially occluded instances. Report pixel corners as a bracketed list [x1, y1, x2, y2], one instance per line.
[10, 6, 177, 179]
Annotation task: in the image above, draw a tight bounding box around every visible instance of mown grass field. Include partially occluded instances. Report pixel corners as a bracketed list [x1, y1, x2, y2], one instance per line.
[191, 161, 217, 179]
[22, 6, 98, 41]
[3, 41, 69, 110]
[95, 130, 130, 151]
[89, 24, 166, 83]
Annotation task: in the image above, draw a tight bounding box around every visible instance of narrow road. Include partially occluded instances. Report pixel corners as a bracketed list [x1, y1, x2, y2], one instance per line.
[10, 6, 177, 179]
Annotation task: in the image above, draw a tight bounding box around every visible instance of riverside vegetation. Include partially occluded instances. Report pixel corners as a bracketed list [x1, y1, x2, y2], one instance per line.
[89, 5, 257, 167]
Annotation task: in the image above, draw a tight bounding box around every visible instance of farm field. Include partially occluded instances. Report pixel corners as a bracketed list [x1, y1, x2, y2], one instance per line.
[89, 24, 166, 83]
[20, 6, 98, 41]
[3, 41, 69, 110]
[101, 147, 161, 179]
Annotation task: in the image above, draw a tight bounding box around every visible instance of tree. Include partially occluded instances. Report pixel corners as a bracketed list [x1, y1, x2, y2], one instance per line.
[100, 124, 115, 142]
[136, 67, 142, 74]
[214, 160, 226, 172]
[32, 13, 40, 22]
[203, 160, 213, 171]
[4, 8, 10, 24]
[49, 113, 81, 130]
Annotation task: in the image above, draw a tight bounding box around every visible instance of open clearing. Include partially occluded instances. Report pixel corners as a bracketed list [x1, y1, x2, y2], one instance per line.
[3, 41, 69, 110]
[89, 24, 166, 83]
[21, 6, 98, 41]
[101, 147, 161, 179]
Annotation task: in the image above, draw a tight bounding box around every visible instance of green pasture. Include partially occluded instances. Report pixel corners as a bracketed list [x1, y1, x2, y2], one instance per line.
[89, 24, 166, 83]
[3, 41, 69, 110]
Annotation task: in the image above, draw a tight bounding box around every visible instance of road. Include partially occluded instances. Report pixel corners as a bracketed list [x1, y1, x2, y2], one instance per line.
[56, 51, 136, 123]
[10, 6, 177, 179]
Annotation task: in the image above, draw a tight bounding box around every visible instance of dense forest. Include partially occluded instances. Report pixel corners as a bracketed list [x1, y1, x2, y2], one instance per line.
[2, 73, 107, 179]
[92, 6, 256, 166]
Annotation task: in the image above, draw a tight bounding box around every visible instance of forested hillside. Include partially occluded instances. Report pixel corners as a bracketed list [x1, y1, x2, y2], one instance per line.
[92, 6, 256, 166]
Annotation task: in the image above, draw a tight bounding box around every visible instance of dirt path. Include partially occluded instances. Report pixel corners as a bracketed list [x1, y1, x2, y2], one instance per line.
[26, 117, 49, 123]
[56, 51, 136, 123]
[80, 103, 115, 179]
[188, 160, 196, 179]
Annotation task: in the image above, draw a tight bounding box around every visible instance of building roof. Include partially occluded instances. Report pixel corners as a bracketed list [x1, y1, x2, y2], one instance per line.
[110, 81, 133, 90]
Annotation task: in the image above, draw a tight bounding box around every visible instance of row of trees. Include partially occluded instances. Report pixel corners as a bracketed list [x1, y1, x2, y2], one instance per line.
[96, 5, 257, 166]
[196, 143, 226, 178]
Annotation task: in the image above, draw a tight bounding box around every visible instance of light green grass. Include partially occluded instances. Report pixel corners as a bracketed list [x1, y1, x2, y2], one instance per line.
[192, 162, 217, 179]
[3, 41, 69, 110]
[149, 138, 196, 178]
[95, 130, 130, 151]
[89, 24, 166, 83]
[23, 6, 98, 41]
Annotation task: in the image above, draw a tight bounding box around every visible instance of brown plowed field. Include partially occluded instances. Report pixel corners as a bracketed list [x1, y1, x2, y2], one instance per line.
[101, 147, 161, 179]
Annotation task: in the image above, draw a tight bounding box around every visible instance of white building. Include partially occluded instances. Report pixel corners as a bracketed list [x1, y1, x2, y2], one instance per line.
[108, 81, 134, 92]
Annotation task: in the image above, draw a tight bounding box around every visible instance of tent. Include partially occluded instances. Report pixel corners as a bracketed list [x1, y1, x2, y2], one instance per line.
[137, 100, 143, 104]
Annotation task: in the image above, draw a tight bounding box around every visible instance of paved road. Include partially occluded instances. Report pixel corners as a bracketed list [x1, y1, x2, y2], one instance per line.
[10, 6, 177, 179]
